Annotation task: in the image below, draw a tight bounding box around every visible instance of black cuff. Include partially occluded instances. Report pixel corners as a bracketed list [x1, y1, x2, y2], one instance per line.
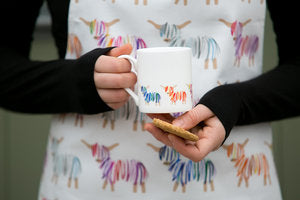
[199, 84, 242, 143]
[71, 47, 114, 114]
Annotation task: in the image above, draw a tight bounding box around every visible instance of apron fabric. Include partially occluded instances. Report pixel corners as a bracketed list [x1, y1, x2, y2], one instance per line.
[38, 1, 282, 199]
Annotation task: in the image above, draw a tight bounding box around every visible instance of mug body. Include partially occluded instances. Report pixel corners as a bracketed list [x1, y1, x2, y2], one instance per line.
[137, 47, 193, 113]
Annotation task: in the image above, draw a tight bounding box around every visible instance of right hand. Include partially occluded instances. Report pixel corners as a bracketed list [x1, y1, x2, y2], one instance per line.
[94, 44, 137, 109]
[144, 104, 225, 162]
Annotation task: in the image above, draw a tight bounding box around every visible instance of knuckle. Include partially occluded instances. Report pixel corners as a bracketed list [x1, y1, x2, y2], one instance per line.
[116, 90, 129, 101]
[116, 73, 136, 88]
[130, 72, 137, 84]
[114, 74, 124, 88]
[115, 59, 131, 72]
[187, 112, 197, 123]
[95, 56, 105, 69]
[187, 109, 201, 123]
[152, 132, 163, 142]
[114, 60, 124, 72]
[156, 137, 164, 144]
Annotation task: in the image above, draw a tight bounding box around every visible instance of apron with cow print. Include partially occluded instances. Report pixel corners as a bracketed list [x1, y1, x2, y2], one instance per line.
[38, 0, 282, 199]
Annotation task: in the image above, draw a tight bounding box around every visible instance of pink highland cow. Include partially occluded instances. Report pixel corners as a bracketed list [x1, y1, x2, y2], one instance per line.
[80, 17, 147, 55]
[81, 139, 148, 193]
[219, 18, 259, 67]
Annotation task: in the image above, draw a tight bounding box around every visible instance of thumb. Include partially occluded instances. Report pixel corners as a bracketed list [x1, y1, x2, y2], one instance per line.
[107, 44, 133, 57]
[172, 104, 214, 130]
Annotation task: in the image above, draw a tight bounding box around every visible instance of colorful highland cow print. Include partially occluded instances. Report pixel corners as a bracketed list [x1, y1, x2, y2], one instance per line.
[37, 0, 283, 199]
[147, 143, 216, 192]
[67, 33, 82, 58]
[103, 0, 148, 5]
[223, 138, 271, 187]
[99, 104, 147, 131]
[81, 140, 148, 193]
[241, 0, 264, 4]
[174, 0, 219, 5]
[141, 86, 161, 105]
[58, 114, 84, 127]
[51, 137, 81, 189]
[161, 85, 188, 104]
[58, 105, 147, 132]
[80, 17, 147, 55]
[219, 19, 259, 67]
[148, 20, 220, 69]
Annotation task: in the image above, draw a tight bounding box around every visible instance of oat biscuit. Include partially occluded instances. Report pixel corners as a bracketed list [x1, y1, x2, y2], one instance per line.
[153, 118, 199, 142]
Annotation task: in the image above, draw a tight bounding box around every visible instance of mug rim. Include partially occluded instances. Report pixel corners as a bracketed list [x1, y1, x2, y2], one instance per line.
[137, 47, 191, 53]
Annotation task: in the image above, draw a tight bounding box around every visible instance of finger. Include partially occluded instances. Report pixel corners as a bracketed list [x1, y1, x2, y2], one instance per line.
[172, 104, 214, 130]
[144, 123, 173, 147]
[107, 101, 127, 110]
[196, 129, 222, 152]
[168, 134, 211, 162]
[201, 117, 226, 150]
[146, 113, 174, 123]
[95, 55, 132, 73]
[107, 44, 133, 57]
[94, 72, 137, 88]
[98, 88, 130, 103]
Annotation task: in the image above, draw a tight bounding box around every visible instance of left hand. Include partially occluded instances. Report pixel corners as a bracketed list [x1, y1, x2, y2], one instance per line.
[144, 104, 226, 162]
[94, 44, 136, 110]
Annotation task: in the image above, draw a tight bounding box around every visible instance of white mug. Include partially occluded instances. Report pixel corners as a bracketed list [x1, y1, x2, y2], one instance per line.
[119, 47, 193, 113]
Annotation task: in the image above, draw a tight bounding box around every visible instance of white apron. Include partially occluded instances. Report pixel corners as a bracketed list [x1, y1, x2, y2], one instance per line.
[38, 1, 282, 199]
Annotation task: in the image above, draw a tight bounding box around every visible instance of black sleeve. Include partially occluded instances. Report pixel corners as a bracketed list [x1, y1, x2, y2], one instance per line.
[0, 0, 112, 114]
[0, 48, 113, 114]
[199, 0, 300, 140]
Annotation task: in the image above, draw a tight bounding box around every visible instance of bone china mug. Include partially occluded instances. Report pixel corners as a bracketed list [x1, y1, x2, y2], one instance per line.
[119, 47, 193, 113]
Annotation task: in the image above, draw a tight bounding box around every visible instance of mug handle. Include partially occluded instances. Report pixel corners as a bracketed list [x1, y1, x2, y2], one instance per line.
[118, 55, 139, 106]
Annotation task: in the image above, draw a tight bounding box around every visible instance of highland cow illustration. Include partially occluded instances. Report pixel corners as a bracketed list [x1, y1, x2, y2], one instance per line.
[81, 139, 148, 193]
[217, 80, 240, 86]
[100, 111, 117, 130]
[148, 20, 220, 69]
[80, 17, 147, 55]
[147, 143, 216, 192]
[241, 0, 264, 4]
[99, 101, 146, 131]
[222, 138, 271, 187]
[67, 33, 82, 58]
[141, 86, 161, 105]
[132, 108, 147, 131]
[219, 18, 259, 67]
[103, 0, 147, 5]
[51, 137, 81, 189]
[58, 114, 84, 127]
[161, 85, 187, 104]
[175, 0, 219, 5]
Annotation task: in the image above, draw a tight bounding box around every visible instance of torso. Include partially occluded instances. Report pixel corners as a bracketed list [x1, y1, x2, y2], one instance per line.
[39, 1, 282, 199]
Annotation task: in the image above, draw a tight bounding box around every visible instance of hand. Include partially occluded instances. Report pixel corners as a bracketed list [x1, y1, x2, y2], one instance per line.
[144, 104, 226, 162]
[94, 44, 137, 109]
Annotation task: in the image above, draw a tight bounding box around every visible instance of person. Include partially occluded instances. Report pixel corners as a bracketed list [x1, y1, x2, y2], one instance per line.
[0, 0, 299, 200]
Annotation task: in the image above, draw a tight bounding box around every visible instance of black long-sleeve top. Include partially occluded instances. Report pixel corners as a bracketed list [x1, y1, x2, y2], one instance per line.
[1, 0, 299, 140]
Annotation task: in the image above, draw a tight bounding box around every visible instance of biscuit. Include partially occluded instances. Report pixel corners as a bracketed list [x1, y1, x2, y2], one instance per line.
[152, 118, 199, 142]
